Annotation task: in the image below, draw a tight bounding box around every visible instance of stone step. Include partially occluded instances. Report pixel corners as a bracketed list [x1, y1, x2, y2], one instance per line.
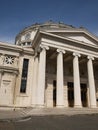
[0, 108, 98, 120]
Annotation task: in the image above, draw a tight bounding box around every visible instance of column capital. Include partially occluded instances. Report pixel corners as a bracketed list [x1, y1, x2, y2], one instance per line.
[40, 45, 49, 50]
[87, 56, 94, 60]
[73, 52, 81, 57]
[57, 49, 66, 54]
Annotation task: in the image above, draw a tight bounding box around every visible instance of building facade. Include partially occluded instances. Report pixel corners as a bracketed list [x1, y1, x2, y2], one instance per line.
[0, 21, 98, 109]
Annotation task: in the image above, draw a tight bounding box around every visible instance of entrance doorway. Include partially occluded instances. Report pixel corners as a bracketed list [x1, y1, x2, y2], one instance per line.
[67, 82, 88, 107]
[53, 80, 56, 107]
[67, 82, 74, 107]
[81, 83, 88, 107]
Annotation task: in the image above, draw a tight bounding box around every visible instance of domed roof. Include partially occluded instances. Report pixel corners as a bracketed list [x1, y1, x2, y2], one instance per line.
[15, 21, 78, 46]
[17, 21, 76, 35]
[15, 21, 98, 48]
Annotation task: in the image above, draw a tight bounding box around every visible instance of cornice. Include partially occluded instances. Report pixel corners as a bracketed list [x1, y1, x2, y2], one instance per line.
[0, 65, 19, 75]
[0, 42, 34, 56]
[23, 48, 34, 55]
[0, 42, 22, 51]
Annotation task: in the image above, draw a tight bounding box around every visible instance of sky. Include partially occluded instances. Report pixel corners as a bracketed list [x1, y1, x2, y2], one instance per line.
[0, 0, 98, 44]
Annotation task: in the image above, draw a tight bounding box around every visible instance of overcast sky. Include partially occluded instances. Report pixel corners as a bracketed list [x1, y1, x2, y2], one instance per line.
[0, 0, 98, 44]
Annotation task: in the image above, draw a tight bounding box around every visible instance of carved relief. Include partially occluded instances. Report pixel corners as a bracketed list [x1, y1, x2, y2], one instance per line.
[0, 54, 19, 68]
[25, 33, 31, 40]
[5, 56, 14, 64]
[3, 80, 11, 86]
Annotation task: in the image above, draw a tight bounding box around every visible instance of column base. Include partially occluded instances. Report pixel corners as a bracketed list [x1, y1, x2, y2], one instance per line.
[90, 105, 97, 108]
[74, 105, 82, 108]
[31, 104, 36, 107]
[36, 104, 45, 108]
[56, 105, 64, 108]
[64, 101, 68, 107]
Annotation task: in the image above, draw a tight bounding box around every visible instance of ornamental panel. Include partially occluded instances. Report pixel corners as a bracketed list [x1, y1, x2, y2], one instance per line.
[5, 56, 14, 64]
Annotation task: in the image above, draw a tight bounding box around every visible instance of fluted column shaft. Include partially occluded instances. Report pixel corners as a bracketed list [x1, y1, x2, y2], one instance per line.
[37, 45, 49, 107]
[87, 56, 96, 108]
[56, 49, 65, 107]
[73, 53, 82, 108]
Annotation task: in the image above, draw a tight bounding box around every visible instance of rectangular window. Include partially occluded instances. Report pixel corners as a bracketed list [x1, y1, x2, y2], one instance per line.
[20, 58, 29, 93]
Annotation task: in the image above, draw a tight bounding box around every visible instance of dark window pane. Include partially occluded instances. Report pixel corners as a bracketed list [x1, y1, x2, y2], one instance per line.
[20, 59, 29, 93]
[20, 79, 27, 93]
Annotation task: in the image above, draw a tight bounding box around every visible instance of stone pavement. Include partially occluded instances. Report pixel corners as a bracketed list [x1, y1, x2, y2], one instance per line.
[0, 107, 98, 121]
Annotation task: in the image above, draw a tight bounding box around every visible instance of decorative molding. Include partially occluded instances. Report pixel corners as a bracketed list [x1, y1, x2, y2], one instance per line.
[3, 80, 11, 86]
[5, 56, 15, 64]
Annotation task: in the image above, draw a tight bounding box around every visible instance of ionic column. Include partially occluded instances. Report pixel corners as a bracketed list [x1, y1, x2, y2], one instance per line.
[31, 56, 39, 106]
[37, 45, 49, 107]
[56, 49, 65, 107]
[73, 53, 82, 108]
[87, 56, 96, 108]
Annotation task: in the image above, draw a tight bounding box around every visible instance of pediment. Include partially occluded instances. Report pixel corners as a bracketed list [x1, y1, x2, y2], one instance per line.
[50, 31, 98, 47]
[67, 35, 97, 46]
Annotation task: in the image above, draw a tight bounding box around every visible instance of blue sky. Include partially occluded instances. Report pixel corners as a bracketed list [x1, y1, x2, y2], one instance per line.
[0, 0, 98, 43]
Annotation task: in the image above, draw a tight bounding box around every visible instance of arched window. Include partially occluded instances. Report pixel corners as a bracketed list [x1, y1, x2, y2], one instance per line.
[25, 33, 31, 40]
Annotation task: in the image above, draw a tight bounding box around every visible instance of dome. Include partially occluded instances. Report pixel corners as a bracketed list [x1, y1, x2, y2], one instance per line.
[15, 21, 76, 47]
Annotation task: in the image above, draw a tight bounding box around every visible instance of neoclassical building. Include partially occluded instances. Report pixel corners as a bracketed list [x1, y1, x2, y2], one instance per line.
[0, 21, 98, 109]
